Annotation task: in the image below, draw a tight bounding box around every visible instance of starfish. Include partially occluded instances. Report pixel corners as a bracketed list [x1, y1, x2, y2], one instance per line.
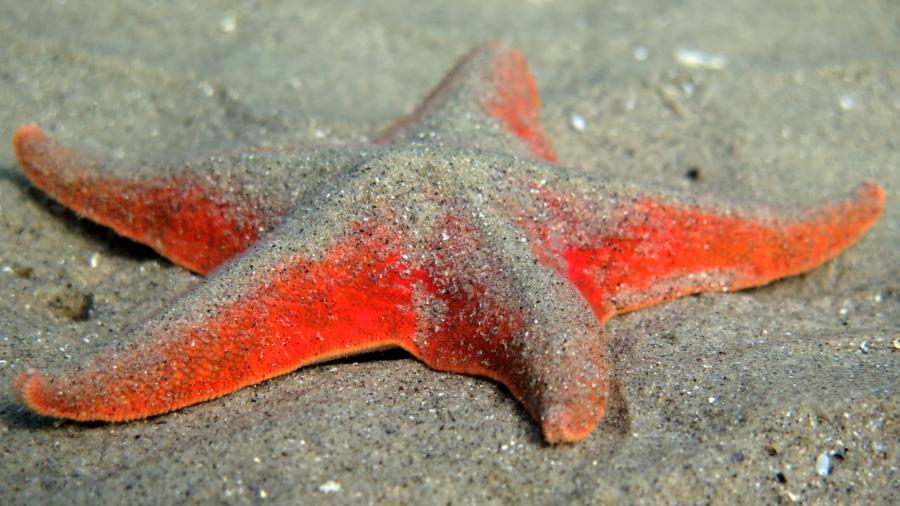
[12, 41, 883, 443]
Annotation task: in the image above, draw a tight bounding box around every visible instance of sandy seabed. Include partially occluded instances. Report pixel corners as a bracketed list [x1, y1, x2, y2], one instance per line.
[0, 1, 897, 504]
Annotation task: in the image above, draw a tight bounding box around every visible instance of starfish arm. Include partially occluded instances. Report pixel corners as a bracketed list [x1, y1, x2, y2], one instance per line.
[14, 205, 424, 423]
[515, 180, 885, 321]
[402, 208, 608, 444]
[13, 124, 365, 274]
[373, 40, 557, 162]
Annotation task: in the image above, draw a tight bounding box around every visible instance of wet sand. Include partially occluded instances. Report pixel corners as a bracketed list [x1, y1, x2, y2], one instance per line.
[1, 1, 897, 504]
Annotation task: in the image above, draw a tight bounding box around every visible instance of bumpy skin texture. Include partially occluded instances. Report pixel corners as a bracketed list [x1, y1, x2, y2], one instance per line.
[13, 41, 884, 443]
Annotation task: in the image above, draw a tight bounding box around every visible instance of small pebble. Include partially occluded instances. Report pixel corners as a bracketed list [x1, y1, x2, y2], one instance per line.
[816, 452, 832, 477]
[632, 46, 649, 61]
[220, 14, 238, 33]
[199, 81, 216, 97]
[838, 94, 856, 111]
[569, 112, 586, 132]
[318, 480, 341, 494]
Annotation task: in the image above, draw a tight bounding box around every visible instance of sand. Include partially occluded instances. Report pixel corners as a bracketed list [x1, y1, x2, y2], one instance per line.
[0, 1, 897, 504]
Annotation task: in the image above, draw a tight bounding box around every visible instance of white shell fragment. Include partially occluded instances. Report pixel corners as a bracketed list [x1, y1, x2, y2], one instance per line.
[674, 48, 727, 70]
[318, 480, 341, 493]
[569, 112, 586, 132]
[816, 453, 832, 477]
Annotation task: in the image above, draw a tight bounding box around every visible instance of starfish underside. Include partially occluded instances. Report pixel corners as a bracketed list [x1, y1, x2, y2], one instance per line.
[13, 42, 884, 443]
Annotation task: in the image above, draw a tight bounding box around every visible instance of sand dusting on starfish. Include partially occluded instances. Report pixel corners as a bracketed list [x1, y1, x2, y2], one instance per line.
[12, 42, 884, 443]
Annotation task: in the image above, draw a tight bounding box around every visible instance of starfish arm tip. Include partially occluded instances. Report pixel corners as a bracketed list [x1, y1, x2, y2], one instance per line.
[860, 180, 886, 212]
[810, 180, 885, 247]
[12, 123, 46, 161]
[14, 367, 48, 416]
[541, 405, 603, 444]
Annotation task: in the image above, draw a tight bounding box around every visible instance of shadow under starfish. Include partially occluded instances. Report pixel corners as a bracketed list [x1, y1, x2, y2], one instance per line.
[12, 41, 884, 443]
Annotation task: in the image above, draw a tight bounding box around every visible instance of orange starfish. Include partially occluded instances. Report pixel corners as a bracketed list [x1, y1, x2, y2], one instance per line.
[12, 42, 884, 443]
